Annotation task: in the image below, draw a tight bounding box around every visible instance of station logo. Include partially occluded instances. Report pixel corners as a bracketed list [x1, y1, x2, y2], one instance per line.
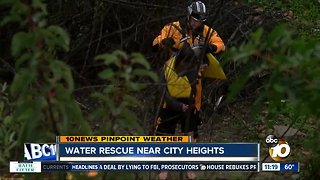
[265, 135, 291, 161]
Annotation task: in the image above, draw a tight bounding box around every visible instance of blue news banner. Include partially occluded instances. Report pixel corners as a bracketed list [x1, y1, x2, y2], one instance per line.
[54, 143, 259, 171]
[58, 143, 259, 162]
[24, 143, 260, 172]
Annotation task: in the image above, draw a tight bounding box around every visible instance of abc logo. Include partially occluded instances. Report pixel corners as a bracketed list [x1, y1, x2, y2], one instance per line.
[265, 135, 291, 161]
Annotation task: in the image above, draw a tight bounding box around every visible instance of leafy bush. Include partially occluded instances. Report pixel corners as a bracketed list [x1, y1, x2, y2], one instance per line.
[0, 1, 158, 178]
[1, 0, 92, 147]
[225, 24, 320, 177]
[0, 83, 17, 171]
[244, 0, 320, 40]
[91, 51, 158, 135]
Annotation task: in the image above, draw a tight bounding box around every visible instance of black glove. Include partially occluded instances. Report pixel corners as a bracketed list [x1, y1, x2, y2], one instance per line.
[152, 44, 159, 52]
[161, 37, 175, 48]
[194, 110, 203, 126]
[206, 44, 218, 54]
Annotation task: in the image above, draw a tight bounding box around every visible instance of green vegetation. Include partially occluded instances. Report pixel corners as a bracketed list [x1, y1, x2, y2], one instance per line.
[224, 24, 320, 178]
[2, 0, 91, 143]
[91, 51, 158, 135]
[245, 0, 320, 40]
[0, 0, 319, 179]
[0, 0, 157, 178]
[0, 83, 16, 166]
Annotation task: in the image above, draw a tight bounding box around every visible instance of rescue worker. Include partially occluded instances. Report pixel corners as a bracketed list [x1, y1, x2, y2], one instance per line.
[156, 43, 199, 180]
[156, 43, 198, 137]
[153, 1, 225, 55]
[153, 0, 225, 141]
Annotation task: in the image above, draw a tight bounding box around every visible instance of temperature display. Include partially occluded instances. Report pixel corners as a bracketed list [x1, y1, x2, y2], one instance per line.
[280, 162, 299, 172]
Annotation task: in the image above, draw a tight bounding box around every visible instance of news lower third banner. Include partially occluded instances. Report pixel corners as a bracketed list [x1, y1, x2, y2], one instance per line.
[10, 162, 260, 172]
[19, 136, 261, 173]
[58, 143, 259, 162]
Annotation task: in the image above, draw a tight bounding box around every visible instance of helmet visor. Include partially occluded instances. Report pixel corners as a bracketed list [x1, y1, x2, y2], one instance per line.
[190, 12, 206, 22]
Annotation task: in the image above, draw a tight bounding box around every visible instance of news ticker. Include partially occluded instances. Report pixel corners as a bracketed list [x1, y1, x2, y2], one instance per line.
[9, 161, 300, 173]
[9, 162, 260, 173]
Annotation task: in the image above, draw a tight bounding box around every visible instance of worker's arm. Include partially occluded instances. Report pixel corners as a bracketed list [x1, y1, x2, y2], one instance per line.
[153, 23, 182, 50]
[204, 26, 225, 53]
